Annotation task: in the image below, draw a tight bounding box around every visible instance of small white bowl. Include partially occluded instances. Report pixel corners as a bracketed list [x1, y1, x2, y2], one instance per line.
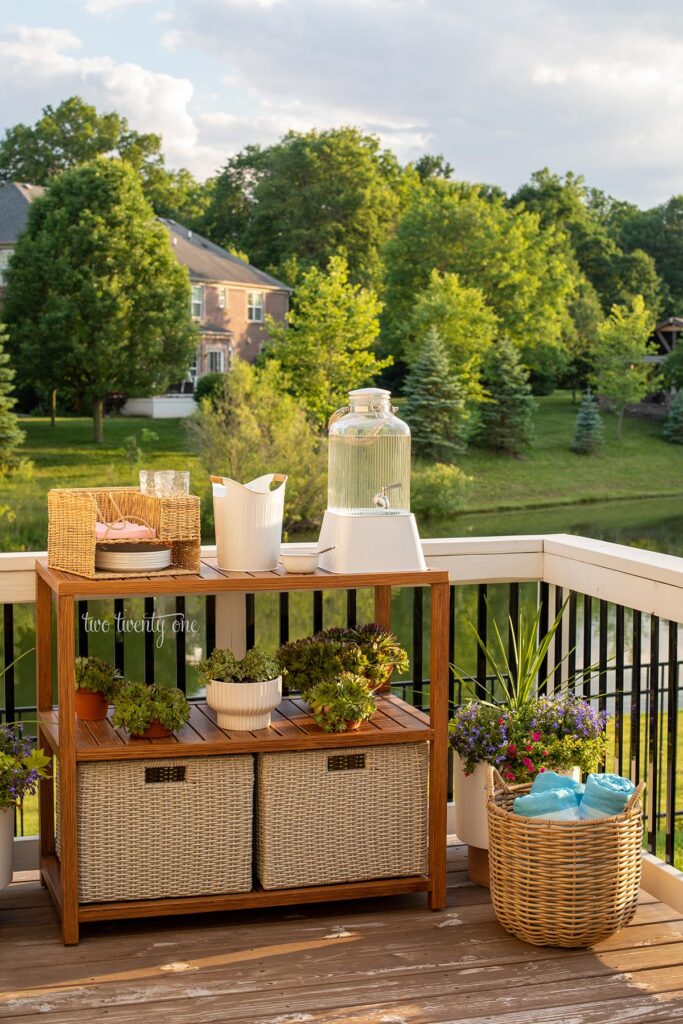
[280, 548, 319, 574]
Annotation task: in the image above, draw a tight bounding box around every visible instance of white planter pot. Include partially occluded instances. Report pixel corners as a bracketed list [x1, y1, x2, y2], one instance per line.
[452, 755, 582, 851]
[453, 756, 491, 849]
[206, 676, 283, 731]
[0, 807, 14, 890]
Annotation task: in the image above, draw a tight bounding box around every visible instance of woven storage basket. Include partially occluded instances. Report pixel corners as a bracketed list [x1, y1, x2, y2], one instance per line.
[257, 742, 428, 890]
[486, 767, 645, 947]
[56, 755, 253, 903]
[48, 487, 200, 579]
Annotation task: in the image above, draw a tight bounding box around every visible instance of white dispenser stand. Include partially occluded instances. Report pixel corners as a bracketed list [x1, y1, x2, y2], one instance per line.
[318, 510, 426, 574]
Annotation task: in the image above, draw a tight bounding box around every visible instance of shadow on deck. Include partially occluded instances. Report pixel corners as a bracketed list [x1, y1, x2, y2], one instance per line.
[2, 843, 683, 1024]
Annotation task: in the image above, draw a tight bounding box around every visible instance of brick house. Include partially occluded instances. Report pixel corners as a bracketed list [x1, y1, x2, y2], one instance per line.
[0, 182, 291, 394]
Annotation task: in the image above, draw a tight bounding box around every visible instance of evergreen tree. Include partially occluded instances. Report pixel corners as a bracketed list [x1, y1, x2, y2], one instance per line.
[402, 327, 473, 459]
[475, 338, 535, 454]
[663, 389, 683, 445]
[571, 388, 604, 454]
[0, 324, 25, 470]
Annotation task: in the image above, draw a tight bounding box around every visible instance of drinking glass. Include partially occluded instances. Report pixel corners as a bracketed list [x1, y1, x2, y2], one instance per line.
[154, 470, 175, 498]
[139, 470, 156, 496]
[171, 471, 190, 497]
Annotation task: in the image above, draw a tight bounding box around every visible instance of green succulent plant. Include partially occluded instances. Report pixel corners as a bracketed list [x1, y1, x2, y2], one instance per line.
[307, 674, 377, 733]
[111, 682, 190, 735]
[316, 624, 409, 683]
[74, 656, 121, 699]
[198, 646, 280, 685]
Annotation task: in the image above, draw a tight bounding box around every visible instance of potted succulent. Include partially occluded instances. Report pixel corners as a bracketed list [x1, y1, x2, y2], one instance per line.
[74, 656, 121, 721]
[449, 599, 607, 876]
[111, 682, 190, 738]
[307, 673, 378, 732]
[0, 725, 50, 889]
[199, 647, 282, 730]
[315, 624, 409, 686]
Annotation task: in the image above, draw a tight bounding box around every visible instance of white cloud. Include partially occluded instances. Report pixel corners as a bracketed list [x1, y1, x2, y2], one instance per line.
[84, 0, 153, 13]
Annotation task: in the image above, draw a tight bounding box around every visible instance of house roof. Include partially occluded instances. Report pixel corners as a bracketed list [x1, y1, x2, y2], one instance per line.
[0, 182, 46, 244]
[159, 218, 292, 291]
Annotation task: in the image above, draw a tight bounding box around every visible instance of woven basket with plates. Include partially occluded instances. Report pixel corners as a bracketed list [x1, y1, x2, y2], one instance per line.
[486, 766, 645, 948]
[47, 486, 200, 579]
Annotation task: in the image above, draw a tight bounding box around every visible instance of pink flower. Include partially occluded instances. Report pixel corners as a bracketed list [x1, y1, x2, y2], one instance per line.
[539, 767, 546, 773]
[522, 757, 534, 771]
[507, 744, 516, 756]
[497, 717, 504, 725]
[525, 744, 533, 752]
[542, 750, 549, 757]
[532, 731, 542, 742]
[505, 771, 516, 781]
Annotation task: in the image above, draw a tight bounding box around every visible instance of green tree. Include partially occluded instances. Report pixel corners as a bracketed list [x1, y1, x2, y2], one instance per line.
[663, 389, 683, 445]
[3, 159, 197, 443]
[202, 128, 411, 286]
[406, 271, 499, 370]
[382, 180, 578, 363]
[0, 324, 25, 470]
[0, 95, 211, 226]
[402, 327, 473, 459]
[591, 296, 655, 440]
[619, 197, 683, 315]
[562, 279, 604, 401]
[474, 338, 536, 455]
[261, 255, 390, 429]
[510, 168, 662, 315]
[188, 360, 326, 531]
[571, 388, 604, 454]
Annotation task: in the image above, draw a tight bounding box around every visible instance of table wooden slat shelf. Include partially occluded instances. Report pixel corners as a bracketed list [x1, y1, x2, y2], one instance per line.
[35, 557, 450, 945]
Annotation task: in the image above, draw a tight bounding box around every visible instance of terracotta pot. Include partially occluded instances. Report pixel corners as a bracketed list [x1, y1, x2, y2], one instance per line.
[75, 688, 108, 721]
[136, 719, 172, 739]
[344, 720, 363, 731]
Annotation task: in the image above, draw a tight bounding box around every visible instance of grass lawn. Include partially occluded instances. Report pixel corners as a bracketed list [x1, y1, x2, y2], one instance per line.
[456, 391, 683, 514]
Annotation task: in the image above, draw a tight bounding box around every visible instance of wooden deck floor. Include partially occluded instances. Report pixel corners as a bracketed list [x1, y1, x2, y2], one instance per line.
[3, 843, 683, 1024]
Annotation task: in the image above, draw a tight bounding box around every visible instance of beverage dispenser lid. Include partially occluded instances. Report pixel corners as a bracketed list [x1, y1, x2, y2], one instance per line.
[349, 387, 390, 399]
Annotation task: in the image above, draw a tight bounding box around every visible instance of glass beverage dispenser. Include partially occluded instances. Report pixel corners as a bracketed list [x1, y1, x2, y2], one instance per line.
[318, 388, 426, 573]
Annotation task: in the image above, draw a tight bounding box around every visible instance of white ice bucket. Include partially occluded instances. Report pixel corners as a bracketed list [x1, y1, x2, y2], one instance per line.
[211, 473, 287, 571]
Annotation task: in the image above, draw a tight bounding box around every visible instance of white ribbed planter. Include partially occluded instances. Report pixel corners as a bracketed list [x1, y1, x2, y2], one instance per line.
[0, 807, 14, 890]
[206, 676, 282, 731]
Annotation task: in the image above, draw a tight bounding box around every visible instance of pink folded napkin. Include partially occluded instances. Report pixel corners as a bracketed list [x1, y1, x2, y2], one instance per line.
[95, 521, 156, 541]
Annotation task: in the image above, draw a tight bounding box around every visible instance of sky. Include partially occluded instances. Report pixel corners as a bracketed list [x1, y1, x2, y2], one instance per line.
[1, 0, 682, 207]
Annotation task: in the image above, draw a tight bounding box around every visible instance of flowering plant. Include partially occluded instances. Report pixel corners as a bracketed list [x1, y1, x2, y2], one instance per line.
[449, 694, 606, 783]
[0, 726, 51, 810]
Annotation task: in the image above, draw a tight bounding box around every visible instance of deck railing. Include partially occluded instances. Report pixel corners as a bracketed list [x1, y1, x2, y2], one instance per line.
[2, 534, 683, 879]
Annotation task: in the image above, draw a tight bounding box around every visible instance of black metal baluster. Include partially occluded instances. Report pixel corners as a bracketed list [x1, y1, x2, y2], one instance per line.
[582, 594, 592, 699]
[538, 582, 550, 695]
[144, 597, 155, 684]
[346, 590, 357, 628]
[413, 588, 424, 709]
[476, 584, 487, 701]
[553, 586, 564, 694]
[630, 610, 642, 784]
[3, 604, 14, 725]
[279, 593, 290, 646]
[508, 582, 519, 690]
[666, 620, 678, 865]
[598, 600, 608, 719]
[313, 591, 323, 634]
[77, 600, 89, 657]
[615, 605, 625, 775]
[205, 595, 216, 656]
[114, 598, 125, 675]
[647, 614, 660, 854]
[175, 596, 186, 694]
[568, 592, 577, 692]
[246, 594, 255, 650]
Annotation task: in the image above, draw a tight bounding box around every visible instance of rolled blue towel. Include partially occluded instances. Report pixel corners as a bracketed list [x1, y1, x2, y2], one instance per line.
[513, 787, 581, 821]
[530, 770, 585, 800]
[579, 773, 635, 819]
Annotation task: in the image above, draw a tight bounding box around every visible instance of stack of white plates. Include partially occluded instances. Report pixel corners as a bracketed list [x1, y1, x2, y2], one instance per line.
[95, 544, 172, 573]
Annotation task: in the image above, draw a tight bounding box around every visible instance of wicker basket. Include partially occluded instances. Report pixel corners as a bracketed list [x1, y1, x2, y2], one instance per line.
[486, 767, 645, 947]
[56, 755, 254, 903]
[256, 742, 428, 890]
[48, 487, 200, 578]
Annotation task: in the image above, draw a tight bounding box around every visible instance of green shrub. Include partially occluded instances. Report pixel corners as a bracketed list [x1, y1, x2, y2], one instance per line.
[74, 656, 121, 699]
[194, 372, 227, 406]
[663, 389, 683, 445]
[199, 646, 280, 684]
[111, 682, 190, 735]
[411, 463, 472, 519]
[307, 674, 377, 732]
[571, 387, 604, 455]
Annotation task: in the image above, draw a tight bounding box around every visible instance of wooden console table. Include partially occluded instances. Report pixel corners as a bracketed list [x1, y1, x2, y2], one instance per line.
[35, 557, 450, 944]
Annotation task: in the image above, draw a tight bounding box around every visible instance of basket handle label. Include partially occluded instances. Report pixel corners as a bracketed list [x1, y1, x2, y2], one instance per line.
[327, 754, 365, 772]
[144, 766, 186, 784]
